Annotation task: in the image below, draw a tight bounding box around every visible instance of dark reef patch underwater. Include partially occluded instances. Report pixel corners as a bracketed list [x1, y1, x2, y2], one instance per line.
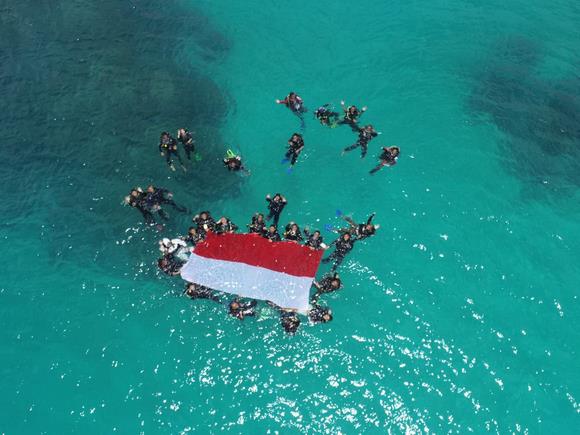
[0, 0, 237, 281]
[469, 36, 580, 195]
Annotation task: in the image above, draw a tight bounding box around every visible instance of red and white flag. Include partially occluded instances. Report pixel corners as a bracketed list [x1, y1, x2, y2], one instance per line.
[180, 232, 323, 311]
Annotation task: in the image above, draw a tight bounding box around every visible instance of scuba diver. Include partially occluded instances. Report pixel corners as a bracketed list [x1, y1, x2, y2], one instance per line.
[342, 124, 379, 158]
[338, 100, 367, 130]
[182, 226, 203, 246]
[145, 185, 187, 213]
[223, 149, 250, 174]
[322, 232, 355, 271]
[124, 188, 155, 223]
[342, 213, 380, 240]
[275, 92, 307, 129]
[370, 146, 400, 175]
[283, 222, 303, 242]
[263, 225, 281, 242]
[265, 193, 287, 227]
[280, 311, 301, 334]
[267, 302, 301, 334]
[303, 228, 327, 250]
[311, 273, 342, 303]
[215, 217, 238, 234]
[158, 237, 187, 256]
[157, 254, 184, 276]
[284, 133, 305, 167]
[228, 299, 258, 320]
[193, 211, 216, 234]
[159, 131, 185, 172]
[177, 128, 195, 161]
[308, 305, 333, 324]
[247, 213, 267, 235]
[184, 283, 221, 303]
[314, 104, 340, 128]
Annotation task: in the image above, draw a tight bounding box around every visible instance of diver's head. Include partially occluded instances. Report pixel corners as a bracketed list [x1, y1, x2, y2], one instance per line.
[391, 146, 400, 157]
[273, 194, 282, 201]
[312, 231, 320, 239]
[342, 233, 351, 241]
[218, 217, 228, 225]
[349, 106, 357, 114]
[291, 223, 298, 232]
[331, 278, 341, 289]
[268, 225, 277, 233]
[257, 213, 264, 222]
[229, 301, 240, 311]
[178, 128, 186, 136]
[200, 211, 209, 220]
[161, 131, 169, 139]
[146, 185, 155, 193]
[188, 226, 197, 235]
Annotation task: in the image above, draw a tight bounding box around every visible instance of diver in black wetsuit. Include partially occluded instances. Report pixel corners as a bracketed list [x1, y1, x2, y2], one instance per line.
[125, 188, 155, 223]
[285, 133, 305, 167]
[311, 273, 342, 303]
[276, 92, 307, 129]
[265, 193, 287, 227]
[308, 305, 333, 324]
[183, 226, 203, 246]
[158, 254, 184, 276]
[184, 283, 221, 303]
[343, 213, 379, 240]
[263, 225, 281, 242]
[283, 222, 303, 242]
[193, 211, 216, 235]
[342, 124, 379, 158]
[322, 233, 355, 271]
[177, 128, 195, 160]
[228, 299, 258, 320]
[314, 104, 340, 127]
[338, 100, 367, 130]
[303, 228, 327, 250]
[146, 185, 187, 213]
[267, 302, 301, 334]
[247, 213, 267, 235]
[159, 131, 185, 171]
[215, 217, 238, 234]
[370, 146, 400, 175]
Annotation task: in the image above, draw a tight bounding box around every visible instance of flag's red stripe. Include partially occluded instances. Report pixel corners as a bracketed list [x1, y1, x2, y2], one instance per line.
[192, 232, 323, 277]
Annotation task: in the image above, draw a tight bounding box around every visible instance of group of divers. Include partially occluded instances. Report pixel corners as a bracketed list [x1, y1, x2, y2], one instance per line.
[125, 91, 396, 334]
[157, 92, 400, 174]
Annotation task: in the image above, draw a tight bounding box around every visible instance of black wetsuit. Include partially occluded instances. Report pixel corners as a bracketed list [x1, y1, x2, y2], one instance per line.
[309, 305, 332, 324]
[159, 135, 183, 167]
[229, 299, 257, 320]
[183, 231, 203, 246]
[303, 229, 324, 249]
[178, 130, 195, 160]
[315, 105, 339, 127]
[223, 157, 243, 171]
[193, 214, 216, 234]
[263, 229, 281, 242]
[370, 148, 398, 174]
[266, 197, 286, 227]
[159, 254, 184, 275]
[322, 237, 355, 270]
[285, 136, 304, 166]
[248, 215, 267, 235]
[344, 127, 378, 158]
[339, 106, 363, 130]
[128, 192, 155, 223]
[147, 187, 187, 213]
[215, 219, 238, 234]
[280, 311, 301, 334]
[284, 225, 303, 242]
[185, 284, 220, 302]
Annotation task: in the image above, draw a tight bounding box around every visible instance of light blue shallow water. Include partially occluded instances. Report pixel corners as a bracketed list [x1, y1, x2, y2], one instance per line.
[1, 0, 579, 432]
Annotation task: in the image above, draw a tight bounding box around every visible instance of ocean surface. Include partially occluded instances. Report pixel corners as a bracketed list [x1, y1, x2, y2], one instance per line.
[1, 0, 579, 432]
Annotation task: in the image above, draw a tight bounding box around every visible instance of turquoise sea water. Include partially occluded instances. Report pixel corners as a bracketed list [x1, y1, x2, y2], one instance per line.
[1, 0, 579, 432]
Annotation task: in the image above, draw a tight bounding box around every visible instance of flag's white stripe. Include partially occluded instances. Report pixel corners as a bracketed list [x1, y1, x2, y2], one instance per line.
[180, 253, 314, 311]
